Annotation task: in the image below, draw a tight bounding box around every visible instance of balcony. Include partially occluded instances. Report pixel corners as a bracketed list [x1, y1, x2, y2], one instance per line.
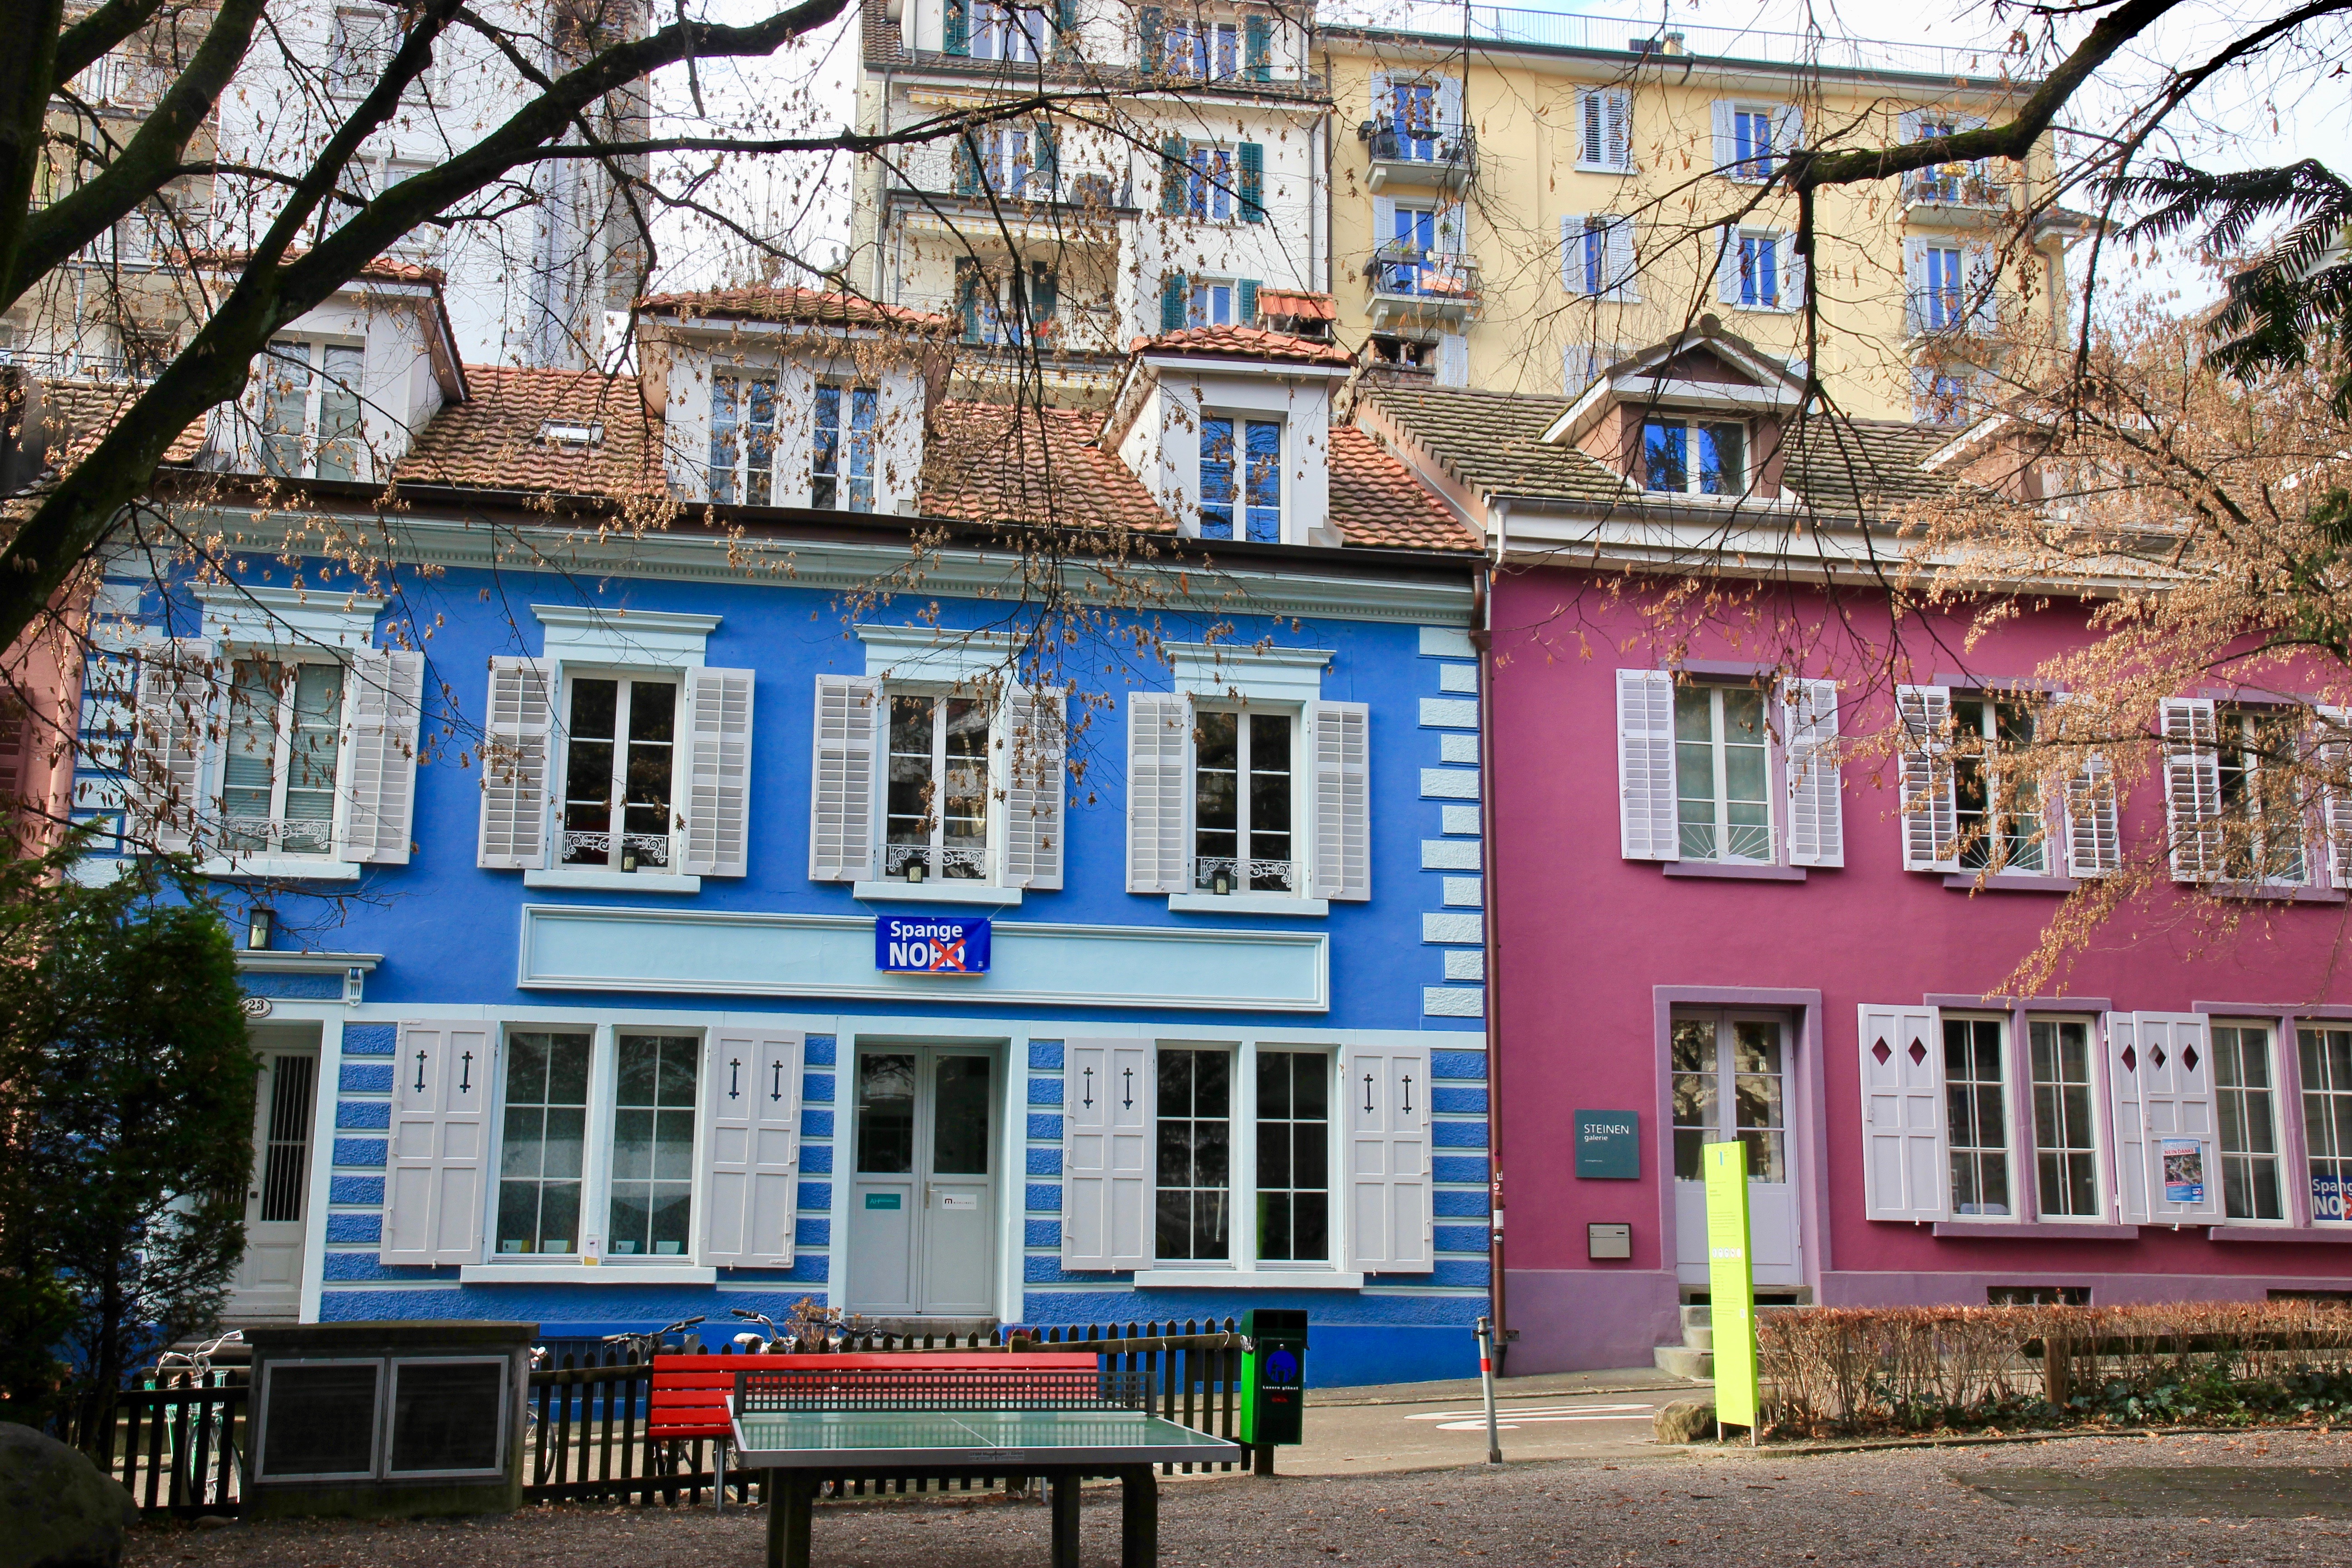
[1364, 241, 1480, 328]
[562, 830, 673, 871]
[1362, 117, 1476, 194]
[1905, 165, 2013, 226]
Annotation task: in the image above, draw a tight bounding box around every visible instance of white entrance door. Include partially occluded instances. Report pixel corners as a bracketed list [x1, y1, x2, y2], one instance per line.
[846, 1047, 999, 1318]
[1671, 1011, 1803, 1287]
[229, 1044, 319, 1319]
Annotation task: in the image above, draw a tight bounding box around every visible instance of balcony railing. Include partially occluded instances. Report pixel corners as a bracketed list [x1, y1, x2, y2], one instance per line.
[1192, 856, 1298, 894]
[1363, 117, 1476, 191]
[562, 830, 672, 870]
[1366, 241, 1480, 315]
[1906, 167, 2011, 210]
[884, 842, 990, 880]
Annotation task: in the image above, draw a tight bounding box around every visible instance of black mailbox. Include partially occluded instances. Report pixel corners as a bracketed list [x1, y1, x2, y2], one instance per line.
[1239, 1308, 1308, 1447]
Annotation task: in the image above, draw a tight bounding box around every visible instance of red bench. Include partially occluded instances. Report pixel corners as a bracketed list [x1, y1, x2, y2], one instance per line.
[649, 1351, 1101, 1508]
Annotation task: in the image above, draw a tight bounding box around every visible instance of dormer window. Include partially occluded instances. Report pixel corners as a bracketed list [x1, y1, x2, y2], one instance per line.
[1642, 417, 1745, 497]
[259, 340, 364, 480]
[710, 372, 777, 504]
[971, 1, 1048, 60]
[813, 384, 877, 512]
[1200, 416, 1280, 541]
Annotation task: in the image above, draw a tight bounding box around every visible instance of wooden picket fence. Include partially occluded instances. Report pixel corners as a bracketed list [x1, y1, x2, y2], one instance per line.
[78, 1319, 1248, 1517]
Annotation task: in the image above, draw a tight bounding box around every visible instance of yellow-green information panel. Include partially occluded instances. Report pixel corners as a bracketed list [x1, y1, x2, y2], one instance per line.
[1703, 1141, 1759, 1431]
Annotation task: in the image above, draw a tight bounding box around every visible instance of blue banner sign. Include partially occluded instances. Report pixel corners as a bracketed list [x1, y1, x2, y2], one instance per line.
[1574, 1109, 1641, 1179]
[876, 915, 991, 975]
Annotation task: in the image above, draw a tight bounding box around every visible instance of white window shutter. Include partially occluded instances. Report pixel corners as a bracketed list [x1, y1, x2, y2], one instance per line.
[1897, 108, 1926, 145]
[1559, 213, 1586, 294]
[1779, 232, 1808, 311]
[1371, 194, 1398, 250]
[2065, 753, 2122, 877]
[1061, 1039, 1153, 1270]
[476, 657, 551, 870]
[1903, 238, 1929, 335]
[2104, 1012, 2150, 1223]
[1709, 99, 1736, 176]
[1436, 74, 1463, 135]
[681, 666, 755, 877]
[1436, 330, 1469, 386]
[1964, 240, 1999, 333]
[131, 637, 214, 853]
[1856, 1004, 1948, 1222]
[1003, 684, 1067, 890]
[1343, 1039, 1432, 1272]
[1774, 103, 1804, 157]
[1126, 691, 1190, 893]
[1604, 88, 1631, 170]
[1578, 88, 1602, 166]
[2321, 708, 2352, 888]
[2133, 1012, 2222, 1222]
[702, 1030, 802, 1267]
[1781, 677, 1842, 867]
[1616, 668, 1678, 861]
[335, 648, 425, 865]
[1714, 228, 1742, 306]
[1605, 218, 1639, 301]
[1309, 700, 1372, 900]
[382, 1022, 492, 1266]
[1895, 684, 1958, 871]
[809, 673, 882, 882]
[2161, 696, 2222, 882]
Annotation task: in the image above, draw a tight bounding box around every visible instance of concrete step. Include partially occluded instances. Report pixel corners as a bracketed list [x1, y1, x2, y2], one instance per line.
[1681, 1325, 1715, 1352]
[1680, 1303, 1712, 1333]
[1653, 1344, 1714, 1380]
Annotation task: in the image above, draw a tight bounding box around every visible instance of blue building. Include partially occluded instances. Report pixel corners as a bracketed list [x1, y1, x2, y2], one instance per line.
[69, 286, 1493, 1386]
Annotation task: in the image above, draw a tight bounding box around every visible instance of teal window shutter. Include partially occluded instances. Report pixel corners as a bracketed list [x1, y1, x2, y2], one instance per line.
[1160, 273, 1188, 332]
[953, 132, 981, 195]
[1160, 136, 1188, 216]
[1238, 142, 1264, 222]
[1036, 118, 1059, 194]
[1138, 6, 1163, 73]
[956, 259, 984, 341]
[1031, 265, 1059, 323]
[1239, 279, 1259, 324]
[1244, 15, 1271, 81]
[945, 0, 969, 55]
[1054, 0, 1079, 59]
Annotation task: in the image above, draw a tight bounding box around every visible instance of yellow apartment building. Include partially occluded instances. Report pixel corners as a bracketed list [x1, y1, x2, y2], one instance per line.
[1316, 8, 2078, 423]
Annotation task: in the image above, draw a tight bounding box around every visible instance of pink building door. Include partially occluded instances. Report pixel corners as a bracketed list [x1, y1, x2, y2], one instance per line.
[1671, 1012, 1803, 1287]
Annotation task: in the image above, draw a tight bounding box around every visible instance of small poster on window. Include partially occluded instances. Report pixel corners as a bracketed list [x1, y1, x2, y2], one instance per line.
[2313, 1176, 2348, 1223]
[2161, 1138, 2206, 1205]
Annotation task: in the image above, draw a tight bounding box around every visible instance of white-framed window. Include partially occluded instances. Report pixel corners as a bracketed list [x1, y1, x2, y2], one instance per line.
[1575, 87, 1631, 172]
[812, 384, 877, 512]
[1730, 104, 1778, 181]
[492, 1026, 702, 1260]
[2212, 1023, 2286, 1221]
[2299, 1025, 2352, 1223]
[1560, 215, 1637, 300]
[1953, 694, 2045, 874]
[1161, 17, 1239, 78]
[1906, 241, 1991, 336]
[1253, 1048, 1332, 1263]
[966, 120, 1052, 198]
[1188, 276, 1238, 326]
[1915, 367, 1976, 426]
[1156, 1045, 1232, 1260]
[1673, 684, 1770, 864]
[1186, 142, 1233, 220]
[1642, 416, 1746, 496]
[1944, 1014, 2014, 1217]
[709, 372, 776, 505]
[884, 691, 991, 881]
[258, 340, 364, 480]
[971, 0, 1049, 60]
[1192, 706, 1295, 893]
[557, 672, 679, 873]
[2216, 707, 2309, 885]
[1198, 414, 1281, 542]
[2026, 1018, 2102, 1219]
[1902, 113, 1992, 202]
[326, 4, 395, 97]
[220, 657, 346, 857]
[808, 671, 1065, 892]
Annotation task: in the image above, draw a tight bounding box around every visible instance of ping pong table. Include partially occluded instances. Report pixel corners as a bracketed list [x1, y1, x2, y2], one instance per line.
[729, 1365, 1241, 1568]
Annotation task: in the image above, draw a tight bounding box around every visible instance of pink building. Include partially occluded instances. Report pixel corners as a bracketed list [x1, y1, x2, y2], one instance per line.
[1361, 328, 2352, 1374]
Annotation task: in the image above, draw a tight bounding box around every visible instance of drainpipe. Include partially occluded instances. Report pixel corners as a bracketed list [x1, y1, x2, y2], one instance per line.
[1470, 534, 1509, 1373]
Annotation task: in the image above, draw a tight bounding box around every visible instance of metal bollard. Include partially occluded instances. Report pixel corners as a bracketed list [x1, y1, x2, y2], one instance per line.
[1473, 1317, 1502, 1466]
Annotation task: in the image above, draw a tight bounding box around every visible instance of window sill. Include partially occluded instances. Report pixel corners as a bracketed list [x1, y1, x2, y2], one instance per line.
[853, 881, 1024, 907]
[1930, 1221, 2140, 1240]
[2204, 882, 2348, 904]
[1661, 862, 1805, 882]
[1167, 892, 1331, 916]
[1134, 1268, 1366, 1290]
[458, 1263, 720, 1284]
[199, 856, 363, 882]
[1942, 873, 2079, 894]
[524, 869, 702, 894]
[2207, 1224, 2352, 1244]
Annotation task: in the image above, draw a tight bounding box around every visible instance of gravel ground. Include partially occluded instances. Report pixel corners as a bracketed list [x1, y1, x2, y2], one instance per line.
[128, 1430, 2352, 1568]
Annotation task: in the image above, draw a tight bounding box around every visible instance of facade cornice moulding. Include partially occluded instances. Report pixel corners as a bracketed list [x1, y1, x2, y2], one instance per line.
[185, 506, 1477, 626]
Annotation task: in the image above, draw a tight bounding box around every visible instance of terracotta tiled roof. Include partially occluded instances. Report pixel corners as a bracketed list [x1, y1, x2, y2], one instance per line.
[1255, 289, 1336, 322]
[392, 367, 663, 495]
[1131, 324, 1354, 367]
[1327, 425, 1479, 552]
[31, 377, 208, 471]
[920, 402, 1174, 532]
[186, 250, 448, 287]
[636, 285, 950, 331]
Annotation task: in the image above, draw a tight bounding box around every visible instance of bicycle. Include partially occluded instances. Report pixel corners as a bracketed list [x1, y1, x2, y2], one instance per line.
[598, 1318, 706, 1490]
[147, 1331, 245, 1504]
[729, 1306, 784, 1353]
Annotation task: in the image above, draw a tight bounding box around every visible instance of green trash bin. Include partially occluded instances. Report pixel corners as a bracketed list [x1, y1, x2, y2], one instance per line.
[1238, 1308, 1308, 1456]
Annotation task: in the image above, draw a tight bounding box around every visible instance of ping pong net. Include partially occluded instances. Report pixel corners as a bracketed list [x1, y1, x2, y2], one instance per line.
[734, 1366, 1150, 1413]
